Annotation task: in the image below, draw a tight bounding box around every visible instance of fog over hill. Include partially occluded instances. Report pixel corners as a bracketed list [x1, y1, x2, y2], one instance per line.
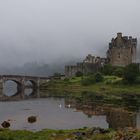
[0, 58, 82, 76]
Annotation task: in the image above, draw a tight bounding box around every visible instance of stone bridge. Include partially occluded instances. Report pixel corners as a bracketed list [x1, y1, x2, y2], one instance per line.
[0, 75, 49, 100]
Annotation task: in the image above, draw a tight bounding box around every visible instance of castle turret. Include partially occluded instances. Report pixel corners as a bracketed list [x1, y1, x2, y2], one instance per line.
[107, 33, 137, 66]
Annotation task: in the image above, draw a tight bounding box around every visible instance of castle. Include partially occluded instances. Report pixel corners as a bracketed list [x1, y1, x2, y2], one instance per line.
[65, 33, 137, 77]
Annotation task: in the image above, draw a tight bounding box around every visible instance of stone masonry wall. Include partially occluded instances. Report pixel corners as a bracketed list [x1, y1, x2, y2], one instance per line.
[107, 33, 137, 67]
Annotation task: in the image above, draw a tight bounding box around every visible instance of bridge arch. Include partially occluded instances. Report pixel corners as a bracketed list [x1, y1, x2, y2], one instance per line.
[24, 80, 38, 96]
[3, 79, 22, 97]
[0, 75, 48, 100]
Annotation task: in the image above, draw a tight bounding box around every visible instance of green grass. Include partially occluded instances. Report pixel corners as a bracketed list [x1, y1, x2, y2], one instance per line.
[0, 128, 139, 140]
[41, 76, 140, 95]
[69, 77, 82, 83]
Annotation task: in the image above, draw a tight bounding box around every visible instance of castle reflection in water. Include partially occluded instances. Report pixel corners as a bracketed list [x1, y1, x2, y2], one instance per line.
[65, 97, 139, 130]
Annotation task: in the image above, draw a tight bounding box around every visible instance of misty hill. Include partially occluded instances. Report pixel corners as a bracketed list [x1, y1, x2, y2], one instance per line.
[0, 59, 82, 76]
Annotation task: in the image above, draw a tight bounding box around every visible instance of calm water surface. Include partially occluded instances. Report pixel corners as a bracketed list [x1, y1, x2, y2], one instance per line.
[0, 98, 108, 131]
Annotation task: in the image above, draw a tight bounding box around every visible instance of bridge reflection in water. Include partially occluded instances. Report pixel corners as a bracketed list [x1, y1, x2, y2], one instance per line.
[0, 75, 49, 100]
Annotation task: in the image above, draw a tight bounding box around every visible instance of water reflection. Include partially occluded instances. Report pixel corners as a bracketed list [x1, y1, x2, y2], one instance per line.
[1, 81, 38, 100]
[107, 108, 136, 129]
[4, 81, 17, 97]
[0, 98, 108, 131]
[24, 88, 33, 96]
[0, 90, 139, 131]
[65, 97, 137, 130]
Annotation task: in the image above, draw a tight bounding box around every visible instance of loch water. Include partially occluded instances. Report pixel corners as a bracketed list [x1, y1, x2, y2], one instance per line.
[0, 81, 139, 131]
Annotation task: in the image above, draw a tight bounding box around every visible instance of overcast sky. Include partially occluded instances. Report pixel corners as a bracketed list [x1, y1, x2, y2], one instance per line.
[0, 0, 139, 67]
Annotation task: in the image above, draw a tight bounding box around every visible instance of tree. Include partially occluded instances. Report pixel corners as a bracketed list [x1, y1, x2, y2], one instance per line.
[102, 64, 114, 75]
[123, 63, 139, 84]
[94, 72, 104, 82]
[81, 73, 103, 86]
[75, 71, 83, 77]
[113, 67, 124, 77]
[81, 75, 95, 86]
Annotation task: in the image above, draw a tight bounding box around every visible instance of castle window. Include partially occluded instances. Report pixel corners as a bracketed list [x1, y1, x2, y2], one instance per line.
[118, 53, 120, 58]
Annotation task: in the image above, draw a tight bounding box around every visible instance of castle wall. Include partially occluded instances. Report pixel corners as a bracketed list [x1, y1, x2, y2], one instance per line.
[65, 65, 78, 78]
[83, 63, 101, 74]
[65, 61, 104, 78]
[109, 46, 135, 66]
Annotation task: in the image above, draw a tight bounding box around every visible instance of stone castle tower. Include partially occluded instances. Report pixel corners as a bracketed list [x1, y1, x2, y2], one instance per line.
[107, 33, 137, 66]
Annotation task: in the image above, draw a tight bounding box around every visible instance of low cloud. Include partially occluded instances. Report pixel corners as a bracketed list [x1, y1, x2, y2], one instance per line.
[0, 0, 139, 68]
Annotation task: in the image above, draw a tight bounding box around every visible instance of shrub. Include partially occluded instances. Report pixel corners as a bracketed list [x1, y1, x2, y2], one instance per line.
[81, 75, 95, 86]
[94, 72, 104, 82]
[123, 63, 139, 84]
[105, 79, 112, 85]
[64, 78, 69, 82]
[135, 76, 140, 84]
[81, 78, 92, 86]
[75, 71, 83, 77]
[81, 73, 104, 85]
[111, 79, 122, 85]
[113, 67, 124, 77]
[102, 64, 125, 77]
[102, 64, 114, 75]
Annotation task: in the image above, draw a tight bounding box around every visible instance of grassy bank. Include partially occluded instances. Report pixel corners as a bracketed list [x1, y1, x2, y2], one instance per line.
[39, 76, 140, 110]
[0, 127, 140, 140]
[0, 128, 109, 140]
[41, 76, 140, 96]
[41, 76, 140, 95]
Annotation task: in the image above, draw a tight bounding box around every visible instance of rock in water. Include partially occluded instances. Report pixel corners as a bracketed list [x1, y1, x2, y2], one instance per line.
[27, 116, 37, 123]
[1, 121, 10, 128]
